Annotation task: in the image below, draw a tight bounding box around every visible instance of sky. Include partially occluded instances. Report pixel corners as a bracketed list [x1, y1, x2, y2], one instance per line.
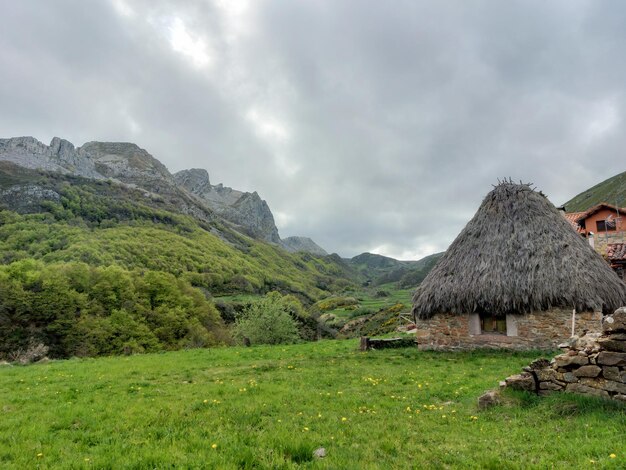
[2, 1, 626, 259]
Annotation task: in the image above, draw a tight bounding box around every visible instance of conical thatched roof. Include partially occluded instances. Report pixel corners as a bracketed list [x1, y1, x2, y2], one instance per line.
[413, 182, 626, 319]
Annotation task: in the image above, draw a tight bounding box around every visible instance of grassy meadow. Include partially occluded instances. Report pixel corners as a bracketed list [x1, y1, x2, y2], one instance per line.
[1, 340, 626, 469]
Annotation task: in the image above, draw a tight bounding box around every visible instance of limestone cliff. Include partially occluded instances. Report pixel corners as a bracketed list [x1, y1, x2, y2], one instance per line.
[173, 168, 281, 243]
[0, 136, 307, 248]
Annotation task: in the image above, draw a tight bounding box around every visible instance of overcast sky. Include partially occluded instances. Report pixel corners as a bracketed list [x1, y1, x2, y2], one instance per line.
[2, 1, 626, 259]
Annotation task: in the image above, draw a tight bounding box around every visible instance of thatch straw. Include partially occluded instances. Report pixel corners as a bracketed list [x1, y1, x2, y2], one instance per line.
[413, 182, 626, 319]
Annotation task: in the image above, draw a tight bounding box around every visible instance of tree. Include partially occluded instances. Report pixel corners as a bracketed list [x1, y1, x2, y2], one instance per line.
[233, 292, 300, 345]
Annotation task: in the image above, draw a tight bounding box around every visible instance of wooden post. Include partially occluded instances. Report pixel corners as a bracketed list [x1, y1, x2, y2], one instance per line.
[360, 336, 370, 351]
[571, 309, 576, 337]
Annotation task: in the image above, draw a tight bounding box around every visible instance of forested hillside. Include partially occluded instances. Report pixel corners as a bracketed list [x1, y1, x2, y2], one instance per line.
[0, 164, 356, 357]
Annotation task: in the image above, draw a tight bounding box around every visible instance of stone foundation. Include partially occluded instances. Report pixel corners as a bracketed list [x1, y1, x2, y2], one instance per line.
[414, 310, 602, 350]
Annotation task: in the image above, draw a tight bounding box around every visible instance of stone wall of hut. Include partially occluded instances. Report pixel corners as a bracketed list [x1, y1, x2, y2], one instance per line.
[414, 309, 602, 350]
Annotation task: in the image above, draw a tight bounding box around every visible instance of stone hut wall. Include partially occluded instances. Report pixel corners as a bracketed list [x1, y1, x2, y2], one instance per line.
[502, 307, 626, 401]
[414, 309, 602, 351]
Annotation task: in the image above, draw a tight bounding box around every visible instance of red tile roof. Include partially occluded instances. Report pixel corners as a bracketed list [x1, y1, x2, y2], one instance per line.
[562, 211, 586, 234]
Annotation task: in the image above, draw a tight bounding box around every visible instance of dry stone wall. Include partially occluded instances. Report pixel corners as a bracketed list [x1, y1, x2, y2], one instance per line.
[503, 307, 626, 401]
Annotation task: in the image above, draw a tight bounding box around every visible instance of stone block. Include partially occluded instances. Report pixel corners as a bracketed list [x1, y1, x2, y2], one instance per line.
[613, 394, 626, 402]
[602, 366, 622, 382]
[535, 369, 558, 382]
[555, 355, 589, 368]
[605, 333, 626, 341]
[597, 338, 626, 353]
[528, 358, 551, 370]
[539, 381, 564, 390]
[505, 373, 535, 392]
[602, 308, 626, 334]
[596, 351, 626, 367]
[478, 390, 501, 409]
[562, 372, 577, 383]
[573, 365, 602, 378]
[579, 377, 626, 394]
[565, 383, 610, 398]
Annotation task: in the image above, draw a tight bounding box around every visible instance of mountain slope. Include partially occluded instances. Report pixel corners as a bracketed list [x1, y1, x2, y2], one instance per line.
[0, 162, 357, 358]
[347, 252, 444, 287]
[0, 137, 284, 243]
[563, 170, 626, 212]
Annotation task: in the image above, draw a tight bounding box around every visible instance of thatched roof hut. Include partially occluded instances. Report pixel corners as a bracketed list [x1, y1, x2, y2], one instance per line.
[413, 182, 626, 320]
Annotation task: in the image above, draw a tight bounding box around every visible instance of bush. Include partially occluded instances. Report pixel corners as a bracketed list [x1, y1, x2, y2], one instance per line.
[233, 292, 300, 345]
[8, 341, 49, 365]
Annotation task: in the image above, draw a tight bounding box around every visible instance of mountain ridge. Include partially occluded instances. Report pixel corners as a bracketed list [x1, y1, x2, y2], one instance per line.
[0, 136, 319, 251]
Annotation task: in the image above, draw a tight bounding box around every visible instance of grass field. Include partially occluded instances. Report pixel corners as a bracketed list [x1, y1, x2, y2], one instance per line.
[1, 340, 625, 469]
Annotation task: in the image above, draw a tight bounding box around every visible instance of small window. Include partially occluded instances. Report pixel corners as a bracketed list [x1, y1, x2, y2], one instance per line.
[597, 220, 616, 232]
[480, 312, 506, 334]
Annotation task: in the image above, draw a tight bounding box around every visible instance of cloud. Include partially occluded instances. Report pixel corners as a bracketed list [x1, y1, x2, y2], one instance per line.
[2, 1, 626, 259]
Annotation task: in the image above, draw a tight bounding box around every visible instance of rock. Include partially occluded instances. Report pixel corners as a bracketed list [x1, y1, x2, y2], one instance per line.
[573, 365, 602, 378]
[535, 369, 558, 382]
[613, 394, 626, 402]
[574, 333, 602, 350]
[602, 367, 624, 382]
[528, 358, 551, 370]
[504, 373, 535, 392]
[579, 377, 626, 394]
[0, 361, 11, 367]
[539, 381, 564, 390]
[562, 372, 578, 383]
[597, 338, 626, 353]
[565, 383, 610, 398]
[555, 355, 589, 368]
[578, 377, 626, 394]
[313, 448, 326, 459]
[478, 390, 501, 409]
[175, 168, 283, 244]
[602, 307, 626, 334]
[596, 351, 626, 367]
[605, 333, 626, 341]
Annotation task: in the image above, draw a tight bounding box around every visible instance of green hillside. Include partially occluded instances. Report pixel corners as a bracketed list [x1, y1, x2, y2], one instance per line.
[0, 165, 357, 357]
[563, 170, 626, 212]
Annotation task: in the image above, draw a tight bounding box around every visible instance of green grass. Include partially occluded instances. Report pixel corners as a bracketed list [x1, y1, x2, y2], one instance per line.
[1, 341, 625, 468]
[322, 287, 414, 320]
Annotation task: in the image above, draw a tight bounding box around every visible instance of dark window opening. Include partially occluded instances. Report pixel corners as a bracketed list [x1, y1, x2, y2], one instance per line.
[480, 312, 506, 334]
[597, 220, 616, 232]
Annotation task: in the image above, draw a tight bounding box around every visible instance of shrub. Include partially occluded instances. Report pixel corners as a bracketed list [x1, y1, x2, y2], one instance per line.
[233, 292, 300, 345]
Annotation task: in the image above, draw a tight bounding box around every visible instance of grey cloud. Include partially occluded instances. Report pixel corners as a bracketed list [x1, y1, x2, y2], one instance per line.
[2, 0, 626, 258]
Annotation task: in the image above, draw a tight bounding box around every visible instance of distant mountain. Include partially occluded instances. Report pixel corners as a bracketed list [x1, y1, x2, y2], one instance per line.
[281, 236, 328, 256]
[563, 170, 626, 212]
[347, 252, 444, 287]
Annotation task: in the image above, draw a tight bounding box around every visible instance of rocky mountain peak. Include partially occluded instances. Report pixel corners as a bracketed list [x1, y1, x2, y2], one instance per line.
[281, 236, 328, 256]
[0, 135, 328, 254]
[78, 141, 171, 181]
[173, 168, 211, 194]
